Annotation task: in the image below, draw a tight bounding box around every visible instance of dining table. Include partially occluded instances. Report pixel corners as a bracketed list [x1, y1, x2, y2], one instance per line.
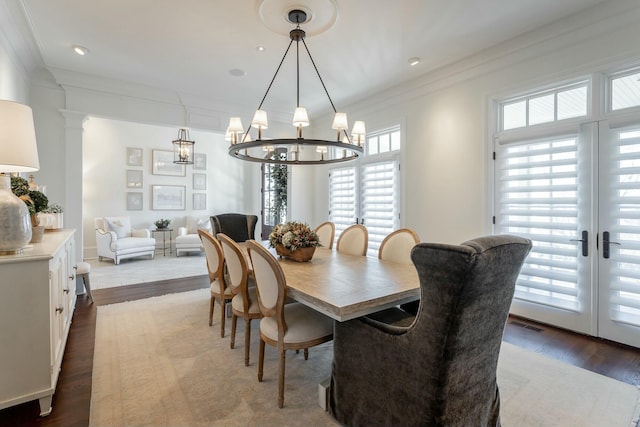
[243, 242, 420, 321]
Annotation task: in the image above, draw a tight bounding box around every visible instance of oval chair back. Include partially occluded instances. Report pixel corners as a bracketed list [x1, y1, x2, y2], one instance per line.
[378, 228, 420, 264]
[336, 224, 368, 256]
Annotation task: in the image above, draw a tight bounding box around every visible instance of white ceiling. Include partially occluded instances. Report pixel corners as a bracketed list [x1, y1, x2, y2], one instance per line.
[18, 0, 609, 118]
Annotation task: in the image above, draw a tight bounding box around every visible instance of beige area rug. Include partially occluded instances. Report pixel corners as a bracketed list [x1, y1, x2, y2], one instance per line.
[90, 289, 640, 427]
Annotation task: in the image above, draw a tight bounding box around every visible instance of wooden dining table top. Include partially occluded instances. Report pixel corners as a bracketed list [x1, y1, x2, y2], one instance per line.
[244, 242, 420, 322]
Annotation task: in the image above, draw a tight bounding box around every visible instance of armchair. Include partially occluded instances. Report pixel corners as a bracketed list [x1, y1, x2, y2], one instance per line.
[329, 235, 532, 427]
[175, 215, 211, 256]
[95, 217, 156, 265]
[210, 213, 258, 242]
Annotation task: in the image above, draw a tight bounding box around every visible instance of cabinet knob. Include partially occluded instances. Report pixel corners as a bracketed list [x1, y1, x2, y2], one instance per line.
[69, 275, 75, 280]
[63, 288, 70, 294]
[55, 306, 64, 314]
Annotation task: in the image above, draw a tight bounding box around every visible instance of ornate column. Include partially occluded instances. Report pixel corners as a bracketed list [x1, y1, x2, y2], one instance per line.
[59, 110, 88, 263]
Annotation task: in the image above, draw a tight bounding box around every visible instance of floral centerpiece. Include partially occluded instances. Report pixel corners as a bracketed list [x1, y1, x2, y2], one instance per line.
[268, 221, 320, 262]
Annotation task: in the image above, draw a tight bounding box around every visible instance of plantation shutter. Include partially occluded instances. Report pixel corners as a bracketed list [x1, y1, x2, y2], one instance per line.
[495, 134, 582, 311]
[361, 160, 398, 257]
[329, 167, 357, 237]
[604, 127, 640, 327]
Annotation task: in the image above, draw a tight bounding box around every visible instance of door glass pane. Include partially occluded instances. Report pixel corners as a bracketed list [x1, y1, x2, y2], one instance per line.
[495, 135, 581, 311]
[605, 128, 640, 327]
[611, 71, 640, 111]
[329, 167, 357, 237]
[503, 100, 526, 130]
[557, 86, 587, 120]
[361, 161, 397, 257]
[529, 94, 555, 125]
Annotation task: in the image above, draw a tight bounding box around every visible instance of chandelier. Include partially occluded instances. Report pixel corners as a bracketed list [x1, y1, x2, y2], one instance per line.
[226, 9, 365, 165]
[172, 128, 195, 165]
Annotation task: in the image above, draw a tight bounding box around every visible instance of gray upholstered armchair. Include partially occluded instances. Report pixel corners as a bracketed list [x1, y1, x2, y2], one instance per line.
[329, 235, 531, 427]
[210, 213, 258, 242]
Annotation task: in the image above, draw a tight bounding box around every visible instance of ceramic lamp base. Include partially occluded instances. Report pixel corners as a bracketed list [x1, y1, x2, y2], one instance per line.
[0, 175, 32, 254]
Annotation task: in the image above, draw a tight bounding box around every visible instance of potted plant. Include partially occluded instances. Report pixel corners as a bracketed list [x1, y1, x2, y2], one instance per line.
[40, 203, 64, 229]
[19, 189, 48, 243]
[154, 218, 171, 229]
[268, 221, 320, 262]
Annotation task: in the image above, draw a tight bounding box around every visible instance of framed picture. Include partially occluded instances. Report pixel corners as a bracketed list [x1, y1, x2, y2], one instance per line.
[193, 193, 206, 210]
[127, 147, 143, 166]
[152, 149, 186, 176]
[126, 192, 143, 210]
[193, 173, 207, 190]
[126, 170, 143, 188]
[193, 153, 207, 170]
[152, 185, 186, 210]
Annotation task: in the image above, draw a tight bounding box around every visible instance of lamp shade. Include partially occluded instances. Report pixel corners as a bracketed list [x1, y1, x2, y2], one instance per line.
[0, 100, 39, 172]
[251, 110, 269, 129]
[228, 117, 244, 133]
[332, 112, 348, 131]
[292, 107, 310, 127]
[351, 120, 366, 137]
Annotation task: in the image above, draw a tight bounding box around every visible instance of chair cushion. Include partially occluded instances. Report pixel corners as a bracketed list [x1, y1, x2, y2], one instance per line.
[231, 287, 261, 315]
[111, 236, 155, 251]
[104, 216, 132, 238]
[175, 233, 201, 244]
[186, 216, 212, 234]
[260, 302, 333, 344]
[210, 280, 233, 298]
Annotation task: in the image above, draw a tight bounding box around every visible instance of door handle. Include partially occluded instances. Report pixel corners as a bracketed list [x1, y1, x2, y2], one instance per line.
[603, 231, 621, 259]
[569, 230, 588, 257]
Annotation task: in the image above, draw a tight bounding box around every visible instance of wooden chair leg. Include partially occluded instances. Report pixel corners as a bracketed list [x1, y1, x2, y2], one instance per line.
[220, 300, 226, 338]
[209, 296, 214, 326]
[278, 347, 286, 408]
[230, 314, 237, 349]
[258, 338, 265, 382]
[304, 348, 309, 360]
[244, 318, 251, 366]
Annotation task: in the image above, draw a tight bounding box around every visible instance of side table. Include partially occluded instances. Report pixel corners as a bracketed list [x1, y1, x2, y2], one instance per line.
[151, 228, 173, 256]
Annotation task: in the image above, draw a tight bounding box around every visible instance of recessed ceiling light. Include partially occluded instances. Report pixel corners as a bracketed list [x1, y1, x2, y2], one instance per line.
[73, 45, 89, 56]
[256, 46, 265, 52]
[229, 69, 247, 77]
[408, 57, 420, 66]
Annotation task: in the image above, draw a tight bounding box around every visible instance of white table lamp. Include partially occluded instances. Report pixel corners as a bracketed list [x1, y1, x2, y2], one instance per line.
[0, 100, 40, 255]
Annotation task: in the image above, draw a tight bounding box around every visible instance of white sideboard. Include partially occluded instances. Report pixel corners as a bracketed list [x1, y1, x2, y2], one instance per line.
[0, 229, 77, 416]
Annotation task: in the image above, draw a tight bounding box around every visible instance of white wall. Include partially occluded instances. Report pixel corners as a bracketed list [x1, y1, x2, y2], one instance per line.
[82, 117, 257, 257]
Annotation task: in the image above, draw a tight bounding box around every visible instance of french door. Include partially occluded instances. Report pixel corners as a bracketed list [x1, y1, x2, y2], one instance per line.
[495, 118, 640, 347]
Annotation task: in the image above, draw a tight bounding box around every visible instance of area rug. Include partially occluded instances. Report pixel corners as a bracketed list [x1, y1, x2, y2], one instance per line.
[90, 289, 640, 427]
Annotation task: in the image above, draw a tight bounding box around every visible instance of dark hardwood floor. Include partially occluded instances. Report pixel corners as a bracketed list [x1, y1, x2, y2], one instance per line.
[1, 276, 639, 427]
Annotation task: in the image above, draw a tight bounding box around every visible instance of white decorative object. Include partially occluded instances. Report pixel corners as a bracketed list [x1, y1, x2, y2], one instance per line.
[0, 100, 40, 254]
[0, 175, 32, 252]
[38, 212, 64, 229]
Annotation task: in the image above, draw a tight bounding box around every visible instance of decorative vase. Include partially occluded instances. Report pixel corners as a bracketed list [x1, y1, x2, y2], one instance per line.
[0, 175, 32, 254]
[275, 245, 316, 262]
[30, 225, 45, 243]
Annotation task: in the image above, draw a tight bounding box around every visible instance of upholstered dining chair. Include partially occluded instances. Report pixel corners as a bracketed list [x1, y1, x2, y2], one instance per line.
[336, 224, 368, 256]
[199, 229, 233, 337]
[314, 221, 335, 249]
[378, 228, 420, 264]
[329, 235, 532, 427]
[210, 213, 258, 242]
[246, 240, 334, 408]
[217, 233, 261, 366]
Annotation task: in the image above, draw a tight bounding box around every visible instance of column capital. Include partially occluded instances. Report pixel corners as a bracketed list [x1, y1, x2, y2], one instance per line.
[59, 109, 89, 129]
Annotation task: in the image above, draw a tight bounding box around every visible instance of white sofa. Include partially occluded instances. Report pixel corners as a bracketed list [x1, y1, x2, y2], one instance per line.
[95, 217, 156, 264]
[175, 216, 211, 256]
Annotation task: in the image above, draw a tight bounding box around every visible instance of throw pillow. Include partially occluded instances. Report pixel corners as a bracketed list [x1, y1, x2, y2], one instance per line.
[104, 216, 131, 238]
[186, 216, 211, 234]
